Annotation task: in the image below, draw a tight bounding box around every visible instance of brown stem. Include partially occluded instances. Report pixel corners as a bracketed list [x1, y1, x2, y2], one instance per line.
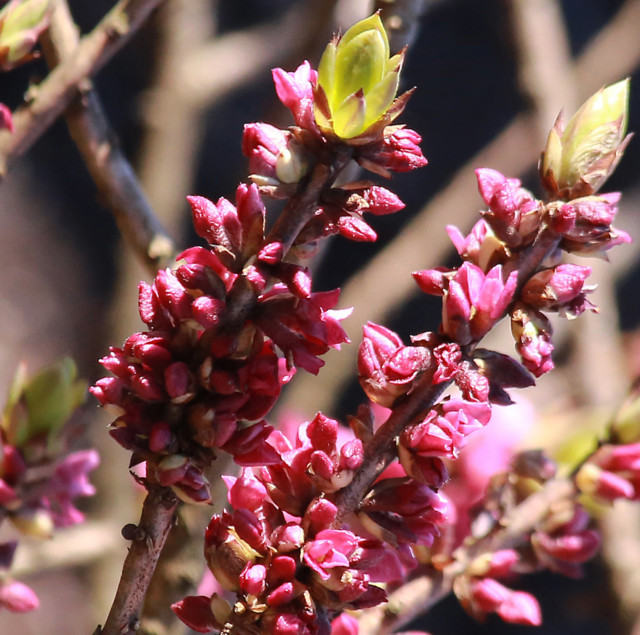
[99, 484, 178, 635]
[266, 149, 354, 253]
[334, 376, 450, 523]
[0, 0, 168, 178]
[360, 479, 576, 634]
[41, 0, 174, 276]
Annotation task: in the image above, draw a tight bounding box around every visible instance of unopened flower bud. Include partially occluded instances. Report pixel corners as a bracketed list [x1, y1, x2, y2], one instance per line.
[521, 264, 594, 318]
[358, 322, 432, 407]
[0, 103, 13, 132]
[511, 304, 554, 377]
[540, 79, 631, 198]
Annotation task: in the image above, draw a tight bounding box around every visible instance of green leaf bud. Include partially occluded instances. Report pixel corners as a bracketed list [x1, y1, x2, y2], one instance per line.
[0, 0, 51, 71]
[540, 79, 632, 199]
[315, 14, 404, 140]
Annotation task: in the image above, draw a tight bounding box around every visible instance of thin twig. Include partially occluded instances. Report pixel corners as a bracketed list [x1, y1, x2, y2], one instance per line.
[0, 0, 168, 177]
[335, 376, 450, 523]
[41, 0, 174, 275]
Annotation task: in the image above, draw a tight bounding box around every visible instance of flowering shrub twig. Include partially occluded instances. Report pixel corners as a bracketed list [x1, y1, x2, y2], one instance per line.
[0, 5, 637, 635]
[86, 10, 638, 635]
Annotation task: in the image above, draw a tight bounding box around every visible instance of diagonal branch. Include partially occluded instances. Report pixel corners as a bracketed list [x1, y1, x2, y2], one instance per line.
[0, 0, 168, 178]
[41, 0, 174, 275]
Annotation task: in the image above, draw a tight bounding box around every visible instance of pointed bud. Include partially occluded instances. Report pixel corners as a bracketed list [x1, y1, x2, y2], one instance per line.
[540, 79, 631, 198]
[0, 103, 13, 132]
[315, 14, 404, 140]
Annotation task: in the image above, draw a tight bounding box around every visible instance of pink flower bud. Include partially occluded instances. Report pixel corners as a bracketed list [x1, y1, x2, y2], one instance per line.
[154, 269, 193, 321]
[240, 563, 267, 595]
[191, 295, 226, 329]
[475, 169, 540, 248]
[357, 126, 428, 177]
[272, 61, 318, 131]
[0, 103, 13, 132]
[171, 595, 221, 633]
[268, 555, 297, 585]
[358, 322, 433, 407]
[267, 582, 296, 607]
[305, 498, 338, 531]
[0, 580, 39, 612]
[225, 471, 268, 512]
[522, 264, 592, 310]
[511, 304, 554, 377]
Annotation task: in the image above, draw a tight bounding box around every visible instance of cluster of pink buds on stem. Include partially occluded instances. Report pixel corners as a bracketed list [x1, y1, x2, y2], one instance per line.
[92, 11, 635, 635]
[0, 359, 98, 612]
[91, 14, 426, 509]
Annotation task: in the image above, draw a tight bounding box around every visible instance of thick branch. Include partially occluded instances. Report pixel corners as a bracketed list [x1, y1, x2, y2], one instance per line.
[0, 0, 167, 177]
[99, 485, 178, 635]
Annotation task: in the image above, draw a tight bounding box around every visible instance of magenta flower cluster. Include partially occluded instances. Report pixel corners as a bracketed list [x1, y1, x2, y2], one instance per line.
[174, 416, 413, 633]
[90, 16, 635, 635]
[91, 55, 427, 509]
[0, 433, 98, 612]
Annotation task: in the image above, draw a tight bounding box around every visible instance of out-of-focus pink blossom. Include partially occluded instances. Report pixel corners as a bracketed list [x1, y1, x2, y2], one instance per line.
[331, 613, 358, 635]
[0, 579, 39, 613]
[45, 449, 100, 528]
[465, 578, 542, 626]
[0, 104, 13, 132]
[510, 304, 555, 377]
[577, 442, 640, 502]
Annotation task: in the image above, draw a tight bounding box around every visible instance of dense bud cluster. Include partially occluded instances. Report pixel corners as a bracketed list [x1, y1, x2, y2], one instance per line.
[88, 12, 634, 635]
[92, 12, 427, 509]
